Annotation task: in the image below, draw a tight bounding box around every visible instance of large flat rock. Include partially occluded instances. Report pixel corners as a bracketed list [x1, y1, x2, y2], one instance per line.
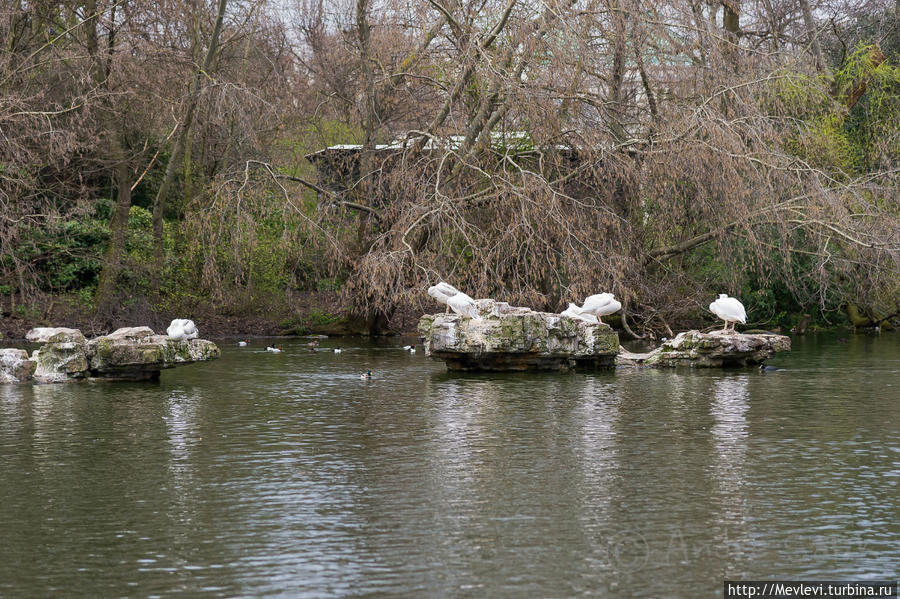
[7, 326, 221, 383]
[88, 329, 220, 381]
[418, 300, 619, 371]
[616, 330, 791, 368]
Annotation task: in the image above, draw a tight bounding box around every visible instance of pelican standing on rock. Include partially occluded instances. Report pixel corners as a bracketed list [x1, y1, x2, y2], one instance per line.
[427, 282, 460, 314]
[446, 291, 481, 319]
[581, 293, 621, 325]
[709, 294, 746, 332]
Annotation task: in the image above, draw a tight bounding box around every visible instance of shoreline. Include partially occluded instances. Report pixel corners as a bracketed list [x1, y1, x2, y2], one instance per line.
[0, 292, 878, 342]
[0, 291, 423, 341]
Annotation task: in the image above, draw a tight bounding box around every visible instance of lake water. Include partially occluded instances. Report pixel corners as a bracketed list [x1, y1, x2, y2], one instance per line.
[1, 333, 898, 597]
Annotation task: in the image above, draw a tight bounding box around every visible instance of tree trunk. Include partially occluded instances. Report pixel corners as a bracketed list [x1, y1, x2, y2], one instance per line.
[95, 155, 133, 314]
[354, 0, 377, 253]
[87, 0, 134, 316]
[608, 0, 629, 144]
[799, 0, 827, 74]
[151, 0, 228, 292]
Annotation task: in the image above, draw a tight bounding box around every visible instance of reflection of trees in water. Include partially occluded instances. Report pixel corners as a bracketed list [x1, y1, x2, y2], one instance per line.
[708, 374, 754, 562]
[710, 375, 750, 484]
[164, 390, 200, 493]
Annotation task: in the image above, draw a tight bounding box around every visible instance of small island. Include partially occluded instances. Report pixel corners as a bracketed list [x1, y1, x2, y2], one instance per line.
[0, 327, 220, 384]
[418, 299, 619, 372]
[617, 329, 791, 368]
[418, 301, 791, 372]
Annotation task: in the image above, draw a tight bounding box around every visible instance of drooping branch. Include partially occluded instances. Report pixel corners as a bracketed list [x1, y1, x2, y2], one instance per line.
[244, 160, 381, 220]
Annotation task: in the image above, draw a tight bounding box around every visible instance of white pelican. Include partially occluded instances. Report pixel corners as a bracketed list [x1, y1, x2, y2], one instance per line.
[181, 320, 198, 339]
[427, 281, 460, 313]
[560, 303, 599, 324]
[166, 319, 199, 340]
[581, 293, 621, 325]
[709, 294, 746, 332]
[447, 291, 481, 319]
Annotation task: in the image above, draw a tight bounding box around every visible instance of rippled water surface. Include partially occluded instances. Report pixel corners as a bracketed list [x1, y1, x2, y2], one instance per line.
[1, 333, 898, 597]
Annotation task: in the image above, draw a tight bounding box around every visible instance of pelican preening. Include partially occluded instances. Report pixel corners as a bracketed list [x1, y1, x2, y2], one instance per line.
[560, 303, 599, 324]
[446, 292, 480, 319]
[428, 281, 481, 319]
[560, 294, 621, 325]
[427, 282, 460, 314]
[423, 284, 752, 342]
[580, 293, 622, 325]
[166, 319, 199, 340]
[709, 294, 746, 332]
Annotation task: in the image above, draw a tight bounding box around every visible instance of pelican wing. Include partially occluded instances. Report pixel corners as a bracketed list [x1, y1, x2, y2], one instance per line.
[561, 303, 598, 323]
[427, 285, 453, 304]
[166, 319, 186, 340]
[582, 293, 620, 317]
[182, 319, 199, 339]
[435, 281, 460, 297]
[596, 299, 621, 317]
[718, 296, 747, 323]
[583, 293, 614, 306]
[447, 293, 481, 319]
[710, 295, 746, 323]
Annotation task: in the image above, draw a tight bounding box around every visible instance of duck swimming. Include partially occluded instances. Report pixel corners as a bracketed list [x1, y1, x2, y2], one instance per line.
[360, 370, 373, 380]
[266, 345, 282, 353]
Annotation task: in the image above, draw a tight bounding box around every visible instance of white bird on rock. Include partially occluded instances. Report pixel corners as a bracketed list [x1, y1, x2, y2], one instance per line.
[166, 319, 199, 340]
[560, 303, 599, 324]
[581, 293, 621, 325]
[709, 294, 746, 332]
[427, 281, 460, 313]
[447, 291, 481, 319]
